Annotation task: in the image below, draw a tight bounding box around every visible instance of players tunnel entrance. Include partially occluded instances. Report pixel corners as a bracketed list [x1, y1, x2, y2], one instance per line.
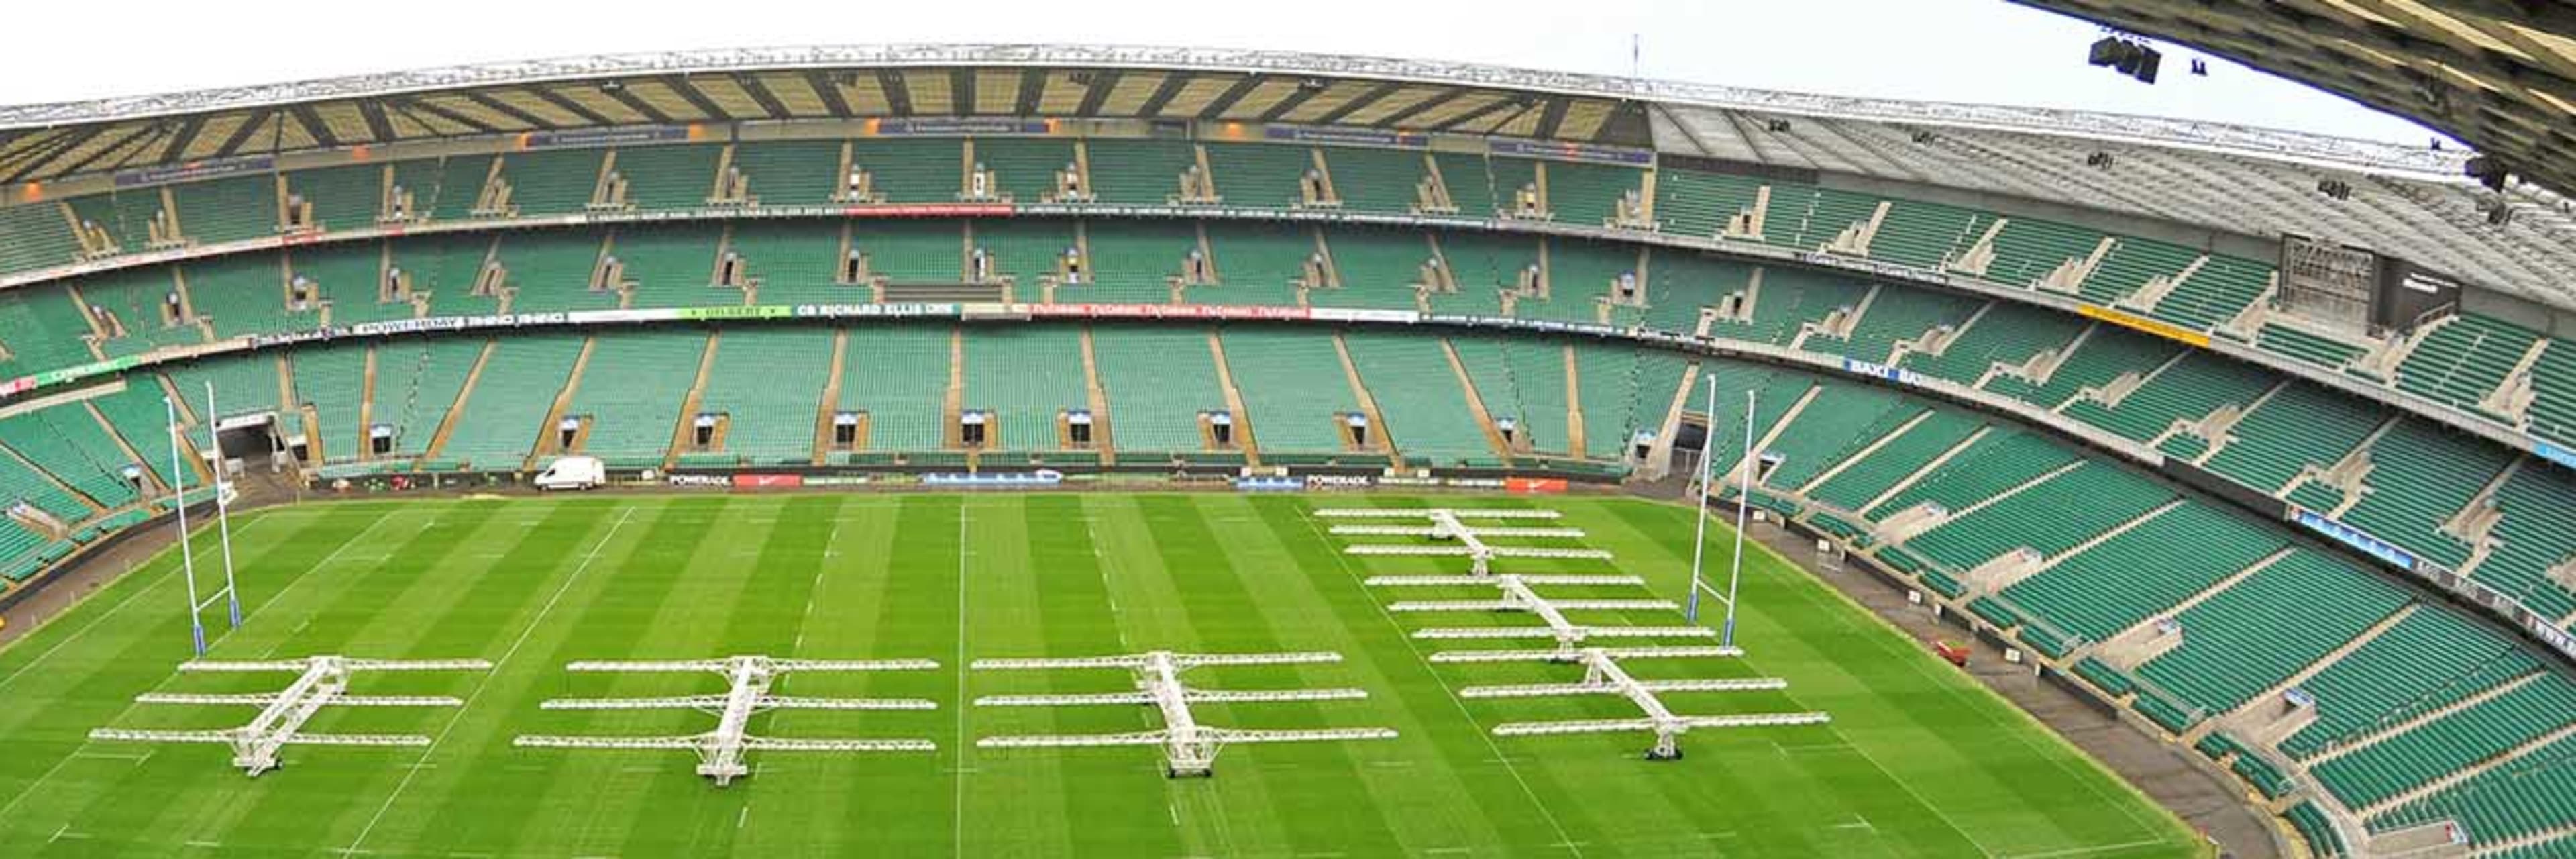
[209, 411, 290, 474]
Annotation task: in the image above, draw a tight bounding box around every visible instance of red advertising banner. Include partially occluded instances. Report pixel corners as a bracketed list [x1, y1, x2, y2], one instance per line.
[1025, 303, 1311, 321]
[1505, 478, 1568, 495]
[841, 203, 1014, 218]
[730, 474, 806, 489]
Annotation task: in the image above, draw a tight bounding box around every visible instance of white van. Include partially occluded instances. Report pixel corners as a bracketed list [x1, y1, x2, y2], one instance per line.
[533, 456, 606, 491]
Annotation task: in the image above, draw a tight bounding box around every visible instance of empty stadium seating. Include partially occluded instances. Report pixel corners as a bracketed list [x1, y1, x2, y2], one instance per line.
[1219, 328, 1358, 454]
[839, 325, 953, 451]
[1344, 331, 1491, 464]
[1090, 326, 1222, 455]
[2132, 550, 2409, 713]
[696, 327, 834, 464]
[3, 129, 2576, 855]
[961, 325, 1085, 451]
[441, 334, 583, 469]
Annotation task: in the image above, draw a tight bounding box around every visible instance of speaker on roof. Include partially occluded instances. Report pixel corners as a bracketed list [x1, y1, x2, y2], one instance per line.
[2088, 36, 2127, 67]
[2131, 47, 2161, 84]
[2465, 156, 2510, 192]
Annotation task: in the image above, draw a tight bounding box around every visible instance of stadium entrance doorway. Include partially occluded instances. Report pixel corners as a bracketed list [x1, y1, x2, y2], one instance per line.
[211, 412, 290, 472]
[1670, 419, 1708, 476]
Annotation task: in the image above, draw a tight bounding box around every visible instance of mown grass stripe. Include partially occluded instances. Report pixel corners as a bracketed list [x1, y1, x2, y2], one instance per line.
[0, 493, 2203, 858]
[1251, 495, 1591, 856]
[0, 504, 408, 854]
[1595, 499, 2190, 855]
[340, 499, 657, 853]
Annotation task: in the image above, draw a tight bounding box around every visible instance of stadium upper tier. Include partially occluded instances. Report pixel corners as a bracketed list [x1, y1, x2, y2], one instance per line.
[0, 44, 2565, 306]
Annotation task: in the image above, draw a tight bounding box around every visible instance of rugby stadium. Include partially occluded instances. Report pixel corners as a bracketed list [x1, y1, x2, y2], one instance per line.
[0, 13, 2573, 858]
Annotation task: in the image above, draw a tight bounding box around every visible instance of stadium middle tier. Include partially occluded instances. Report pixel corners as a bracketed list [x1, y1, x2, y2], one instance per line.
[3, 136, 2570, 460]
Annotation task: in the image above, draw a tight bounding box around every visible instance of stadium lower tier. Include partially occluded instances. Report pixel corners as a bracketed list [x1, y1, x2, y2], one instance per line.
[0, 319, 2570, 854]
[19, 220, 2570, 628]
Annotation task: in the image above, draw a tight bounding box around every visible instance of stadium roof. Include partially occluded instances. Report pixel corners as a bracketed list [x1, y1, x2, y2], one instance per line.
[2020, 0, 2576, 199]
[1, 42, 2571, 311]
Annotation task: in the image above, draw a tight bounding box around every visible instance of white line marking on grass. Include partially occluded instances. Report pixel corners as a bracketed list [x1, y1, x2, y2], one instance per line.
[256, 517, 437, 658]
[953, 502, 970, 858]
[1291, 510, 1589, 859]
[1684, 542, 2010, 858]
[2000, 838, 2174, 859]
[737, 805, 750, 830]
[339, 505, 639, 856]
[0, 513, 298, 693]
[790, 521, 840, 654]
[0, 511, 407, 821]
[186, 840, 223, 848]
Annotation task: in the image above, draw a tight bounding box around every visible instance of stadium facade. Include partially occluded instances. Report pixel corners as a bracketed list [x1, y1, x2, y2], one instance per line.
[2, 44, 2575, 856]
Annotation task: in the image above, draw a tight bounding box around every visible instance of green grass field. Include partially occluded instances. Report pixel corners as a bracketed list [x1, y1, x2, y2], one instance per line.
[0, 493, 2203, 857]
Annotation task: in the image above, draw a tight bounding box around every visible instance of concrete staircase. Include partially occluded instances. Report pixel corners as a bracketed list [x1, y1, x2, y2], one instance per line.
[1440, 338, 1515, 463]
[1078, 327, 1116, 466]
[420, 340, 495, 465]
[1562, 344, 1587, 459]
[813, 330, 849, 466]
[1331, 333, 1397, 464]
[1205, 330, 1261, 467]
[525, 337, 598, 467]
[663, 332, 721, 470]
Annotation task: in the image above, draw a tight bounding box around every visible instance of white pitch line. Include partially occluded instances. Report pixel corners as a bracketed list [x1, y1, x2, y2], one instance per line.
[0, 511, 405, 822]
[2000, 838, 2178, 859]
[790, 521, 841, 655]
[1704, 551, 1998, 858]
[953, 501, 970, 857]
[0, 512, 298, 693]
[338, 505, 639, 855]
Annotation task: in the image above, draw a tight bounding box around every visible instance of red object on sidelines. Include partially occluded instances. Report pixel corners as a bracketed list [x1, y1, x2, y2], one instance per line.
[1933, 640, 1971, 667]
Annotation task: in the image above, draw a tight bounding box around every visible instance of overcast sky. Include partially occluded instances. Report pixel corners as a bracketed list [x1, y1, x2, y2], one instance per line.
[0, 0, 2441, 145]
